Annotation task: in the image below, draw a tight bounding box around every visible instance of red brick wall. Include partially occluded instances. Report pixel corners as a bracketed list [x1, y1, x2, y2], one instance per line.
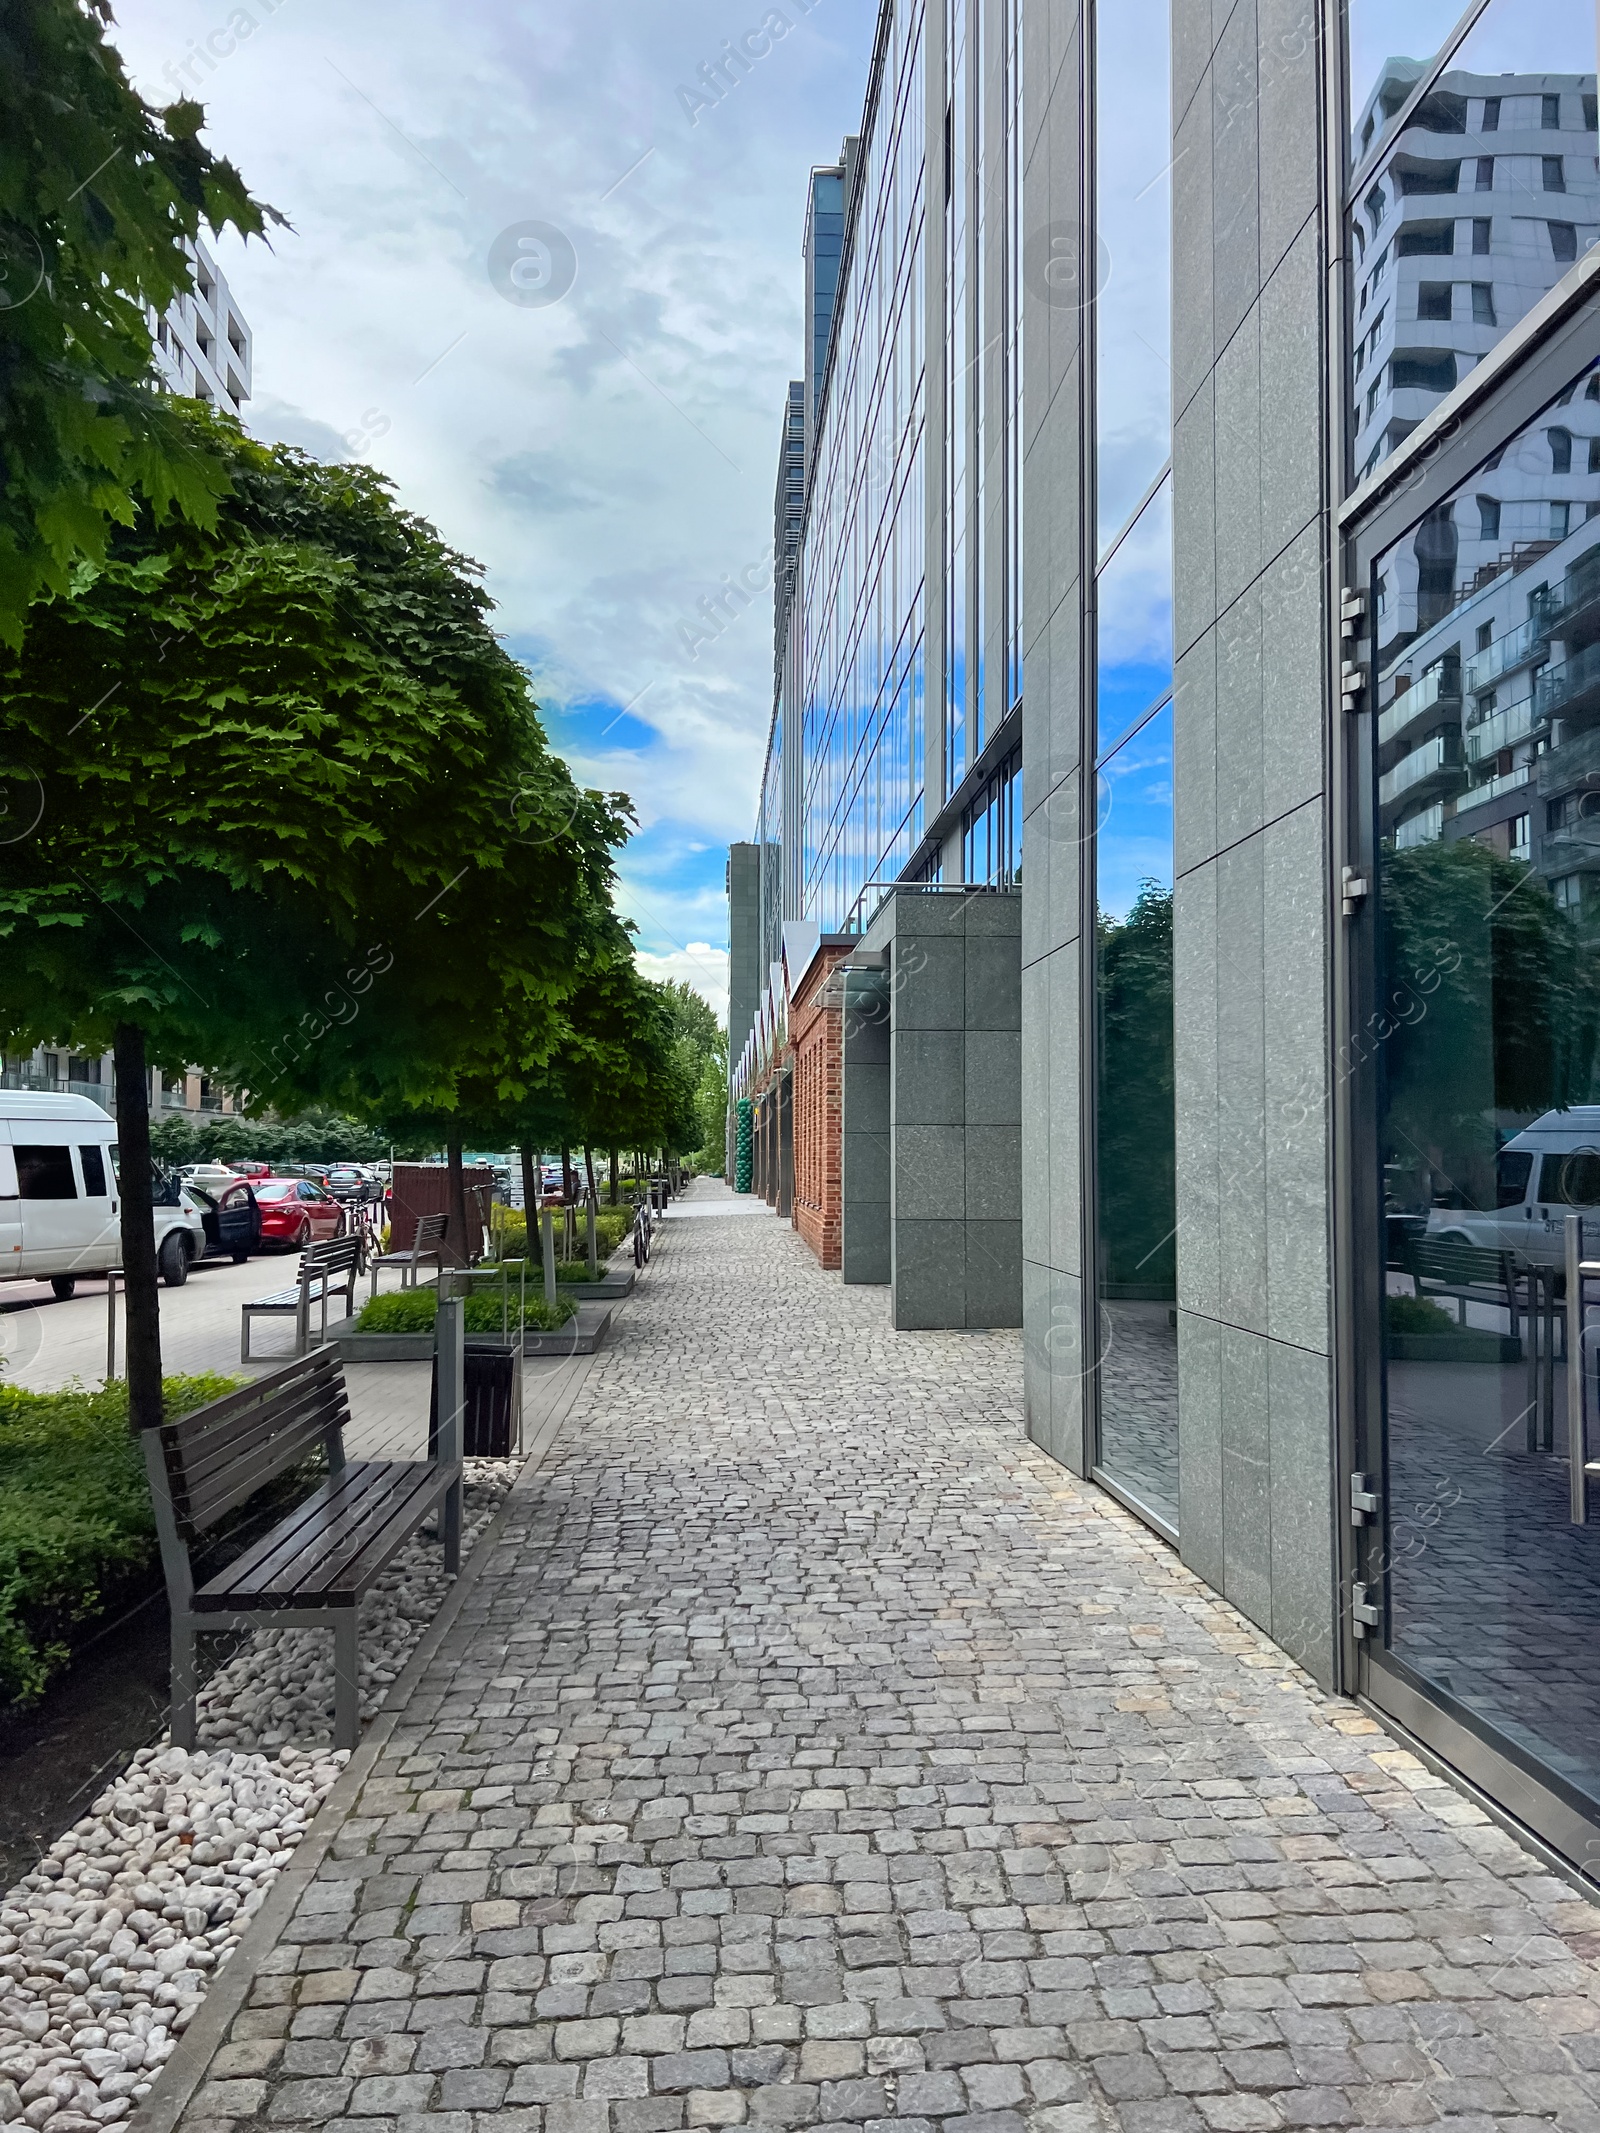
[789, 948, 849, 1269]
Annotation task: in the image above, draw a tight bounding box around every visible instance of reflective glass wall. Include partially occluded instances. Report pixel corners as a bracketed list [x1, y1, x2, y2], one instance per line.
[1367, 358, 1600, 1826]
[795, 0, 926, 934]
[1091, 0, 1178, 1530]
[1348, 0, 1599, 484]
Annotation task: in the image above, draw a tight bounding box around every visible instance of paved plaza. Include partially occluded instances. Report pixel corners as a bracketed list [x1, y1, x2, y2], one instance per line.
[163, 1182, 1600, 2133]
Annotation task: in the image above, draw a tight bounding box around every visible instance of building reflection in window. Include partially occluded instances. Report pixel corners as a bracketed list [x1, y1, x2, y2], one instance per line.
[1095, 702, 1178, 1530]
[1349, 0, 1598, 484]
[1373, 356, 1600, 1812]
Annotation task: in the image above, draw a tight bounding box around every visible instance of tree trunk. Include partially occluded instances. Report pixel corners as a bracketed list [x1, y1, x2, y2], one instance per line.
[583, 1145, 598, 1207]
[446, 1138, 469, 1265]
[608, 1149, 619, 1205]
[519, 1146, 539, 1241]
[114, 1026, 162, 1434]
[561, 1145, 575, 1204]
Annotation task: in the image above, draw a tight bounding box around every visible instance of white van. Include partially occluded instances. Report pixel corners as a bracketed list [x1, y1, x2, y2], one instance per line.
[0, 1092, 206, 1299]
[1426, 1105, 1600, 1266]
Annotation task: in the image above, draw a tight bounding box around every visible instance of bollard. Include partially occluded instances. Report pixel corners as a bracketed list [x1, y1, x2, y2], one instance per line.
[586, 1194, 598, 1276]
[541, 1205, 557, 1309]
[106, 1268, 119, 1382]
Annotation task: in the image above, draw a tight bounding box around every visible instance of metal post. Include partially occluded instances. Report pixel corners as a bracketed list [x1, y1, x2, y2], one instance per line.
[541, 1205, 557, 1309]
[436, 1281, 463, 1570]
[586, 1195, 598, 1276]
[106, 1269, 118, 1382]
[1568, 1213, 1587, 1524]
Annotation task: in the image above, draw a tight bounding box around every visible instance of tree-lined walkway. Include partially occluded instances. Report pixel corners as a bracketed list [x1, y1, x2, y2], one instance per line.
[173, 1181, 1600, 2133]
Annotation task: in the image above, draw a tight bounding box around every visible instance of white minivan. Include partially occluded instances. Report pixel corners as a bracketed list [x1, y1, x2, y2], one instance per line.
[0, 1092, 205, 1299]
[1426, 1105, 1600, 1267]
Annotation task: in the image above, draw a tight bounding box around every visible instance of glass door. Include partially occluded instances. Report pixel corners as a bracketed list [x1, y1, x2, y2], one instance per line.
[1355, 354, 1600, 1864]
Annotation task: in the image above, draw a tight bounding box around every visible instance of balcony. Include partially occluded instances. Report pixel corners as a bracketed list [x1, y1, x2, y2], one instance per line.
[1379, 730, 1463, 809]
[160, 1084, 190, 1110]
[1393, 803, 1445, 849]
[1378, 662, 1460, 749]
[1536, 641, 1600, 725]
[1465, 603, 1557, 696]
[1454, 762, 1532, 819]
[1464, 695, 1537, 765]
[0, 1069, 112, 1114]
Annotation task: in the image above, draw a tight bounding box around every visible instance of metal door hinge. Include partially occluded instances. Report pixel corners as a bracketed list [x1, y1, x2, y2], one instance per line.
[1350, 1471, 1379, 1524]
[1341, 865, 1370, 916]
[1351, 1582, 1382, 1637]
[1340, 588, 1368, 637]
[1341, 659, 1367, 708]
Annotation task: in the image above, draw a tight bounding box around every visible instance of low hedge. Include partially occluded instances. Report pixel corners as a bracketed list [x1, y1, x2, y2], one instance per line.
[0, 1374, 240, 1706]
[1386, 1293, 1458, 1336]
[355, 1288, 576, 1334]
[489, 1209, 632, 1259]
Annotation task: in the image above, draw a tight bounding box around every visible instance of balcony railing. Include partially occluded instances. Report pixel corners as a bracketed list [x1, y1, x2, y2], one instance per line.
[1455, 762, 1532, 817]
[1536, 641, 1600, 722]
[1379, 730, 1463, 807]
[0, 1069, 112, 1113]
[1464, 695, 1536, 764]
[1465, 604, 1556, 696]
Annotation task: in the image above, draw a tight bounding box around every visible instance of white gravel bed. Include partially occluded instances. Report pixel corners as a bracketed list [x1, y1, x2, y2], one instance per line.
[0, 1462, 515, 2131]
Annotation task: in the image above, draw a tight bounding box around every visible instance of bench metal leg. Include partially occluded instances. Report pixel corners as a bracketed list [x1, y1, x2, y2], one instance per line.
[334, 1610, 361, 1752]
[170, 1616, 199, 1751]
[443, 1476, 462, 1575]
[241, 1311, 252, 1365]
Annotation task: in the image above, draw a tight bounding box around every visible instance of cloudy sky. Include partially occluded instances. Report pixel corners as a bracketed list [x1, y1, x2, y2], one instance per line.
[111, 0, 878, 1025]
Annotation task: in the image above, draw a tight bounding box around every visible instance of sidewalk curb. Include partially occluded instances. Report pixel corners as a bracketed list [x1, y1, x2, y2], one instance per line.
[126, 1350, 595, 2133]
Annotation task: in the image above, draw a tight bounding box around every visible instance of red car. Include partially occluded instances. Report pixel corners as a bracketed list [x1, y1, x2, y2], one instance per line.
[251, 1177, 345, 1251]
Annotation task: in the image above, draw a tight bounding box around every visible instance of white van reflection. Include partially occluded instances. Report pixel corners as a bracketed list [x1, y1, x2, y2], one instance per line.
[1426, 1105, 1600, 1265]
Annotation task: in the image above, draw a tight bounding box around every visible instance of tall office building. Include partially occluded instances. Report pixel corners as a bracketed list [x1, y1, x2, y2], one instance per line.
[731, 0, 1600, 1885]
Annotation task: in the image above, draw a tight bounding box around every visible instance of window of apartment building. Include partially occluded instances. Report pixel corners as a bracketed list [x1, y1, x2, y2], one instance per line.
[1472, 217, 1492, 254]
[1416, 281, 1451, 320]
[1471, 283, 1496, 325]
[1544, 155, 1568, 191]
[1475, 156, 1494, 190]
[1545, 92, 1564, 126]
[1550, 220, 1579, 262]
[1551, 424, 1575, 473]
[960, 749, 1020, 888]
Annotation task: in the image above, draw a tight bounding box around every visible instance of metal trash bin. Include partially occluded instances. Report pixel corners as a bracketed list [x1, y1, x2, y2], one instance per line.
[429, 1335, 520, 1458]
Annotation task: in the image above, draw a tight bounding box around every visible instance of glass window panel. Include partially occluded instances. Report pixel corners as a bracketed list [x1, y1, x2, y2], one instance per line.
[1095, 477, 1173, 758]
[1371, 355, 1600, 1815]
[1349, 0, 1598, 488]
[1094, 703, 1177, 1528]
[1095, 0, 1172, 548]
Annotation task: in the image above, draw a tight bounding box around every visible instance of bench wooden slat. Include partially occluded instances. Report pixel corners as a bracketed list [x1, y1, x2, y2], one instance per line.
[295, 1466, 453, 1601]
[170, 1375, 350, 1536]
[193, 1461, 431, 1609]
[166, 1347, 342, 1441]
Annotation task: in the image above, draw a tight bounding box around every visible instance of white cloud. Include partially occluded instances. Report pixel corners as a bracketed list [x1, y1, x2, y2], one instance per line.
[634, 945, 729, 1028]
[110, 0, 876, 960]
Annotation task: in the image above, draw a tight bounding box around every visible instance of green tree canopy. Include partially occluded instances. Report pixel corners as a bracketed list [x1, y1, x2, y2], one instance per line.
[1096, 880, 1175, 1296]
[0, 0, 280, 643]
[0, 413, 631, 1419]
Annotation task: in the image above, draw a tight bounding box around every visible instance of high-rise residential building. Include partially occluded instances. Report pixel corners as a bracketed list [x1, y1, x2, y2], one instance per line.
[150, 234, 252, 415]
[730, 0, 1600, 1886]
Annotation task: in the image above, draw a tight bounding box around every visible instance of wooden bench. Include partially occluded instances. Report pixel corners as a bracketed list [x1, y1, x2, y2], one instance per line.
[240, 1234, 362, 1362]
[369, 1211, 448, 1300]
[139, 1342, 463, 1751]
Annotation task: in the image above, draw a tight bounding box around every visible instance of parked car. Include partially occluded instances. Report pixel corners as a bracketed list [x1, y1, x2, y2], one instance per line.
[323, 1165, 383, 1204]
[229, 1159, 271, 1180]
[251, 1176, 345, 1251]
[1, 1092, 205, 1295]
[181, 1177, 262, 1263]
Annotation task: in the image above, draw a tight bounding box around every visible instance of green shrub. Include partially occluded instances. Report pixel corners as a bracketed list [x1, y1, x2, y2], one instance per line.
[1386, 1293, 1459, 1335]
[0, 1374, 239, 1705]
[488, 1208, 632, 1263]
[356, 1287, 575, 1333]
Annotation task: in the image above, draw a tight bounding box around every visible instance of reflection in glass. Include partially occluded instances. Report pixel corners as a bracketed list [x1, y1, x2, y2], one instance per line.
[1349, 0, 1470, 173]
[1095, 0, 1172, 547]
[1373, 358, 1600, 1813]
[1095, 478, 1173, 755]
[1349, 0, 1598, 484]
[1095, 704, 1178, 1528]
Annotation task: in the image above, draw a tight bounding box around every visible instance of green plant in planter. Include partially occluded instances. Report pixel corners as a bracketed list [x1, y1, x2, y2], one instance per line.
[0, 1373, 240, 1704]
[356, 1288, 575, 1334]
[1385, 1293, 1460, 1336]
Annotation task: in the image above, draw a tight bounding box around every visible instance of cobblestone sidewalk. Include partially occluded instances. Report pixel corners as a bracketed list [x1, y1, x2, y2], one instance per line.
[178, 1185, 1600, 2133]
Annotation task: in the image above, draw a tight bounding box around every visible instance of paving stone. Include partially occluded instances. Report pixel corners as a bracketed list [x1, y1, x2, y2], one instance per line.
[155, 1188, 1600, 2133]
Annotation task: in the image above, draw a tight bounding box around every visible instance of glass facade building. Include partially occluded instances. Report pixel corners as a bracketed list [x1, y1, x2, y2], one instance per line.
[737, 0, 1600, 1888]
